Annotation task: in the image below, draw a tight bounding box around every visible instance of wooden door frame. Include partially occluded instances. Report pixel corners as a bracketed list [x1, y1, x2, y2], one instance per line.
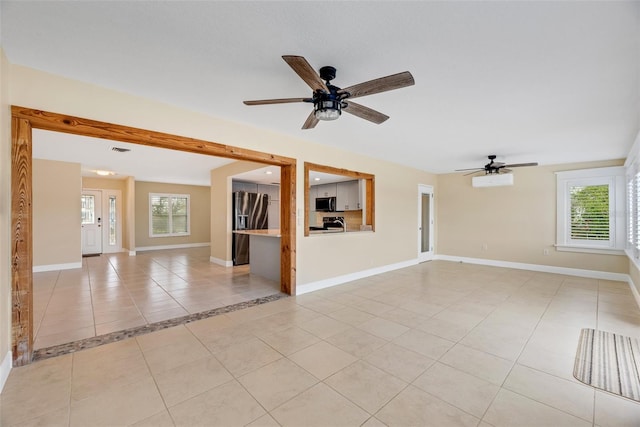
[10, 106, 297, 366]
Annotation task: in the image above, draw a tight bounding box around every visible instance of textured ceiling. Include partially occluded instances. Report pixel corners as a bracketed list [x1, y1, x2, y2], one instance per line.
[3, 1, 639, 175]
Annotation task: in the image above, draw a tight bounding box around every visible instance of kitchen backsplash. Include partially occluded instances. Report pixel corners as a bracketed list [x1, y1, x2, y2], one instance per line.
[313, 210, 363, 231]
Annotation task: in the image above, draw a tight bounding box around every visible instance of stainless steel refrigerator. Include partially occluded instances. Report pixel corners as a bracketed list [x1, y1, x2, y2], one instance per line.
[232, 191, 269, 265]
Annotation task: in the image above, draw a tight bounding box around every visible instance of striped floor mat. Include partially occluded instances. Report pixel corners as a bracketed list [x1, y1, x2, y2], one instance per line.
[574, 328, 640, 401]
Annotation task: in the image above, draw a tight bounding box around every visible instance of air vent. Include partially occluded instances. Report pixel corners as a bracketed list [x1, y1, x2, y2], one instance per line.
[111, 147, 130, 153]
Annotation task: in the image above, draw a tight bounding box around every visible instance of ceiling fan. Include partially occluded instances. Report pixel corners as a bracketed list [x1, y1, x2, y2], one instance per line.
[243, 55, 415, 129]
[456, 155, 538, 175]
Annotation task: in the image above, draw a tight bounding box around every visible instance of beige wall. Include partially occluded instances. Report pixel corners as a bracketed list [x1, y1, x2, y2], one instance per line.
[7, 64, 438, 285]
[83, 176, 127, 191]
[437, 159, 628, 274]
[0, 48, 10, 371]
[135, 181, 211, 248]
[210, 161, 266, 263]
[33, 159, 82, 267]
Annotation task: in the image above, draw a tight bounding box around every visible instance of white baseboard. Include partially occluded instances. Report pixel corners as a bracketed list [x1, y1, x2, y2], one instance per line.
[129, 250, 136, 256]
[33, 262, 82, 273]
[434, 254, 630, 282]
[0, 351, 11, 393]
[296, 259, 418, 295]
[210, 256, 233, 267]
[135, 242, 210, 252]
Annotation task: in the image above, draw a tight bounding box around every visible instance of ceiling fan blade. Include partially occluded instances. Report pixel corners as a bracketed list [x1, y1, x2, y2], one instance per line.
[501, 168, 513, 173]
[464, 170, 484, 176]
[339, 71, 415, 99]
[244, 97, 311, 106]
[342, 101, 389, 124]
[503, 162, 539, 168]
[490, 162, 505, 167]
[302, 111, 319, 129]
[282, 55, 329, 93]
[455, 167, 484, 172]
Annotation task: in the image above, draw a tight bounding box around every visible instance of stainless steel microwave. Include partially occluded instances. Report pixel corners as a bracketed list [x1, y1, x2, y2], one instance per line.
[315, 196, 336, 212]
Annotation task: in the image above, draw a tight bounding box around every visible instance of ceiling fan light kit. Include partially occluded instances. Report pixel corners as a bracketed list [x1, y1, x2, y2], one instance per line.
[244, 55, 415, 129]
[314, 99, 341, 121]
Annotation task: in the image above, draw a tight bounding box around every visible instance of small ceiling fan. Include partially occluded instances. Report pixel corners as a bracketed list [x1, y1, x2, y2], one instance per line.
[455, 155, 538, 175]
[243, 55, 415, 129]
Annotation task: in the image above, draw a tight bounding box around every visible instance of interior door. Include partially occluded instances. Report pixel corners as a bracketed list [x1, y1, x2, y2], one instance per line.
[81, 190, 103, 255]
[418, 184, 434, 262]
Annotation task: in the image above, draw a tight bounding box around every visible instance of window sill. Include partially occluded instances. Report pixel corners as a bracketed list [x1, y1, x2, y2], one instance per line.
[555, 244, 625, 256]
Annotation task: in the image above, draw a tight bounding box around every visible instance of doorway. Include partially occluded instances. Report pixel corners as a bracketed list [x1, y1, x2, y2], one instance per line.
[418, 184, 434, 262]
[11, 106, 297, 366]
[81, 190, 103, 255]
[81, 188, 123, 255]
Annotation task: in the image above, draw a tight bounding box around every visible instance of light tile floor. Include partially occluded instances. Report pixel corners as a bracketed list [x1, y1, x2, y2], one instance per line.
[3, 261, 640, 426]
[32, 247, 280, 349]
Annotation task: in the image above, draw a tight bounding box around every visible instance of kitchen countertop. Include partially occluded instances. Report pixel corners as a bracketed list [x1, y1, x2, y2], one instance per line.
[233, 229, 281, 237]
[309, 228, 346, 234]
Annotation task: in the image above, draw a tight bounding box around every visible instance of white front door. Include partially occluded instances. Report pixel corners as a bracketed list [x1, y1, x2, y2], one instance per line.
[418, 184, 434, 262]
[81, 190, 103, 255]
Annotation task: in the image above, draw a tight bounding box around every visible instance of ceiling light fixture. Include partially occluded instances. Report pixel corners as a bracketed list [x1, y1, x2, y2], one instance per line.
[95, 170, 115, 176]
[314, 177, 321, 181]
[314, 99, 341, 121]
[265, 170, 273, 175]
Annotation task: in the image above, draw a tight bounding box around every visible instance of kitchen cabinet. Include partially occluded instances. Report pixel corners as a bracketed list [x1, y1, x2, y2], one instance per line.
[336, 180, 361, 211]
[314, 183, 337, 198]
[232, 181, 258, 193]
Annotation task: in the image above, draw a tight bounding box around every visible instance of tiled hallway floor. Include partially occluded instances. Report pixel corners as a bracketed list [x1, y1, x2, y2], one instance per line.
[32, 247, 280, 349]
[3, 261, 640, 426]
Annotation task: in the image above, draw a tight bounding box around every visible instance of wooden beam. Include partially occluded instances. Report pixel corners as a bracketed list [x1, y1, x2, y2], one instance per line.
[11, 117, 33, 366]
[304, 163, 310, 237]
[280, 164, 296, 295]
[11, 106, 296, 166]
[304, 162, 375, 181]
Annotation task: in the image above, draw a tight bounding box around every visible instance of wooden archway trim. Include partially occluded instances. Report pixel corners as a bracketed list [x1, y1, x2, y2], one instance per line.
[10, 106, 296, 366]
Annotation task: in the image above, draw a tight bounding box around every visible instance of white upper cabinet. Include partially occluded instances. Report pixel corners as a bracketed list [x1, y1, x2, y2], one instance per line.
[315, 183, 337, 198]
[336, 180, 361, 211]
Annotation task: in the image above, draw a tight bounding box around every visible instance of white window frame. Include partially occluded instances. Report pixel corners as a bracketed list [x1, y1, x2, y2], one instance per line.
[556, 166, 625, 255]
[149, 193, 191, 238]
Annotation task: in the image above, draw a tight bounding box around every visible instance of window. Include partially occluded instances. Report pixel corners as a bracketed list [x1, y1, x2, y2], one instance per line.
[109, 195, 117, 245]
[304, 162, 375, 236]
[149, 193, 190, 237]
[625, 170, 640, 259]
[81, 195, 95, 224]
[556, 167, 625, 254]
